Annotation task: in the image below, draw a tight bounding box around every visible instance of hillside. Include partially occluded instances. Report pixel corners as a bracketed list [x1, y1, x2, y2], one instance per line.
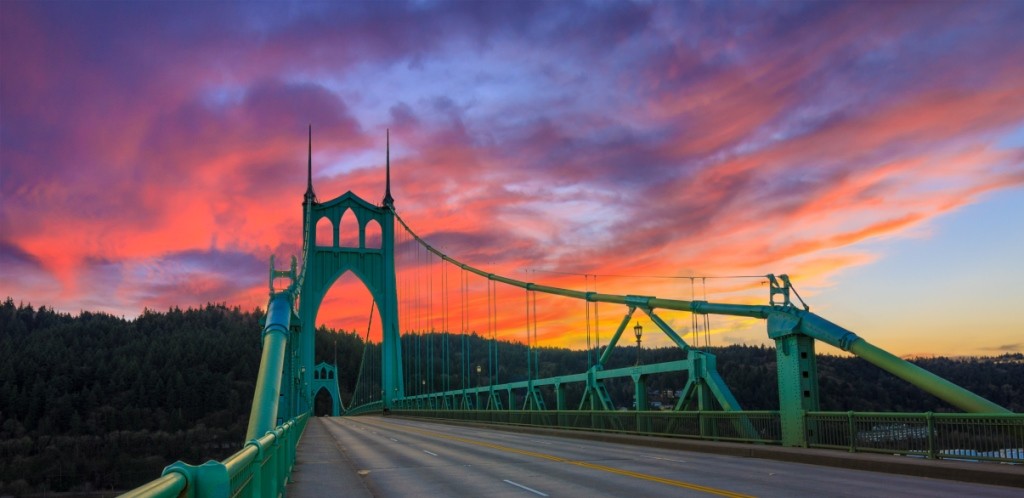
[1, 298, 1020, 494]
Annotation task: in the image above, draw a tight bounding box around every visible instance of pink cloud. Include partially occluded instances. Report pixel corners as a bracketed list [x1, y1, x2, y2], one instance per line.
[2, 1, 1022, 355]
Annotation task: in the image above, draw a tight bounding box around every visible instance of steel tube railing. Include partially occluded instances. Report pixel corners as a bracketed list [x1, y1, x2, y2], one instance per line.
[807, 411, 1024, 463]
[119, 473, 187, 498]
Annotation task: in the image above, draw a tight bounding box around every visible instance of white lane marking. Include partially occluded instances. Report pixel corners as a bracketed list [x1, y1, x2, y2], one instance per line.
[503, 479, 548, 497]
[650, 456, 688, 463]
[423, 450, 438, 456]
[389, 437, 399, 442]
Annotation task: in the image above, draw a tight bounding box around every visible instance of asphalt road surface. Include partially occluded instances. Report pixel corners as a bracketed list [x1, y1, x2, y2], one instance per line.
[287, 416, 1020, 497]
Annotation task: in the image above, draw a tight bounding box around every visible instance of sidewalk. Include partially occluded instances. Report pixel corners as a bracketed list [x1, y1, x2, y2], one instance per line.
[288, 417, 372, 497]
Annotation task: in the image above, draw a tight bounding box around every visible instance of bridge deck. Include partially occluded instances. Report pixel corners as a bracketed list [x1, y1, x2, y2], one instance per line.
[289, 416, 372, 497]
[288, 416, 1022, 497]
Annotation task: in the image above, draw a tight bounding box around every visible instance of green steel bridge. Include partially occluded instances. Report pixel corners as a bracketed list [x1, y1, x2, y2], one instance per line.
[124, 132, 1022, 497]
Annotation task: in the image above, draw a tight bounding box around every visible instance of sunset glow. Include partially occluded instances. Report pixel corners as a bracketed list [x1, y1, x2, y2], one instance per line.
[2, 1, 1022, 356]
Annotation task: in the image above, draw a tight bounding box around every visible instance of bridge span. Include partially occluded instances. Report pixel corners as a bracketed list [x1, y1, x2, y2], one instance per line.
[122, 137, 1022, 498]
[288, 416, 1021, 497]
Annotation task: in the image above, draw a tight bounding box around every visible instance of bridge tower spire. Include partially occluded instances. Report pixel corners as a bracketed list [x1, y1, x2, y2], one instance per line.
[304, 124, 316, 204]
[382, 128, 394, 208]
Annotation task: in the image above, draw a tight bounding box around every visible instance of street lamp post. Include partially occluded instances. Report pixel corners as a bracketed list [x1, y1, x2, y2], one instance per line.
[476, 364, 483, 387]
[634, 321, 643, 366]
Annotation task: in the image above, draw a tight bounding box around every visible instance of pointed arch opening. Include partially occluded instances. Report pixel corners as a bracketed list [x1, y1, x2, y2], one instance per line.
[364, 219, 382, 249]
[317, 270, 383, 343]
[314, 387, 334, 416]
[316, 270, 383, 405]
[338, 209, 360, 248]
[316, 216, 334, 247]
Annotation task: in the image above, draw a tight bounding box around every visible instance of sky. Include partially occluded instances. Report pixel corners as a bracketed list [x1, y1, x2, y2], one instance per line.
[2, 1, 1022, 358]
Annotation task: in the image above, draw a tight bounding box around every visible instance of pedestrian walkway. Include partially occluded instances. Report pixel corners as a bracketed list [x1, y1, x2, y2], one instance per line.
[288, 417, 372, 497]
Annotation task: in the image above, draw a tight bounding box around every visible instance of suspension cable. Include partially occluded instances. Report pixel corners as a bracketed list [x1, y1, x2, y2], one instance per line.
[531, 288, 539, 379]
[690, 277, 698, 349]
[593, 275, 599, 355]
[585, 275, 592, 369]
[526, 268, 765, 280]
[703, 277, 711, 348]
[524, 287, 532, 381]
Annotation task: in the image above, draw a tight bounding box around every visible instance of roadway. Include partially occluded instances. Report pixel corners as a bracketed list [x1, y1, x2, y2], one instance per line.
[288, 416, 1021, 497]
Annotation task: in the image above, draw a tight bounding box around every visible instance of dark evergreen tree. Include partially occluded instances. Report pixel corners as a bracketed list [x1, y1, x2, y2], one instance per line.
[0, 297, 1020, 494]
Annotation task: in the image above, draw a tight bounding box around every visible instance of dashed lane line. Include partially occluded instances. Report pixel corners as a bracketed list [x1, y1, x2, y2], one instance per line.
[359, 419, 755, 498]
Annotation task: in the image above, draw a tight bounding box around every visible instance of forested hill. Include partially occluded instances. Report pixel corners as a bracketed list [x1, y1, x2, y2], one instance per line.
[1, 299, 1021, 494]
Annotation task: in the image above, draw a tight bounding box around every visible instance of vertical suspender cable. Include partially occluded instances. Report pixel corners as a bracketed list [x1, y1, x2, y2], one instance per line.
[524, 287, 531, 381]
[531, 289, 539, 379]
[690, 277, 698, 349]
[462, 268, 469, 390]
[703, 277, 711, 348]
[428, 251, 434, 392]
[594, 275, 600, 357]
[585, 275, 592, 369]
[491, 280, 499, 385]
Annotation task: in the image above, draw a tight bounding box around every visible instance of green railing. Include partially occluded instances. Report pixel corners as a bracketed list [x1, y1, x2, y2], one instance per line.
[121, 413, 307, 497]
[390, 409, 782, 444]
[392, 409, 1024, 464]
[346, 400, 385, 416]
[121, 291, 308, 497]
[808, 411, 1024, 463]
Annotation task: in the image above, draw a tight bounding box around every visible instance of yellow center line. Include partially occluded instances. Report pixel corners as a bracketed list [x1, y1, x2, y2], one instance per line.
[358, 418, 755, 498]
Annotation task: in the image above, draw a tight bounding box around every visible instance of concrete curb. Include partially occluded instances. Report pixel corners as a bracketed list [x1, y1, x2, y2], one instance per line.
[397, 416, 1024, 489]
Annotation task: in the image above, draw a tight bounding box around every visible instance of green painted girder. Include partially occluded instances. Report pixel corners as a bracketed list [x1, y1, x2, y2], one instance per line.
[393, 353, 749, 417]
[398, 359, 690, 404]
[578, 372, 614, 411]
[769, 309, 1010, 414]
[597, 308, 637, 366]
[522, 383, 546, 410]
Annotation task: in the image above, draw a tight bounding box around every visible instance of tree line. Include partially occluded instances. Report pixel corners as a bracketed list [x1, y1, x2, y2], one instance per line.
[1, 298, 1020, 494]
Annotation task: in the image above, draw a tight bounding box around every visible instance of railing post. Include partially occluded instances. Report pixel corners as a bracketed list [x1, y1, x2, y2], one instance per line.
[162, 460, 229, 498]
[262, 431, 279, 498]
[926, 412, 937, 460]
[246, 440, 264, 498]
[847, 411, 855, 453]
[276, 427, 286, 494]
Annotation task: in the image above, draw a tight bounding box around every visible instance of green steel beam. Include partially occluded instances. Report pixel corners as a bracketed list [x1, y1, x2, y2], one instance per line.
[640, 307, 690, 352]
[793, 310, 1010, 414]
[597, 308, 636, 367]
[245, 292, 292, 441]
[394, 360, 693, 407]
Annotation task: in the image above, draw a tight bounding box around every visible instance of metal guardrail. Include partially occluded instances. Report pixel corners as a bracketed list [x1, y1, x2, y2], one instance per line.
[808, 411, 1024, 464]
[391, 409, 1024, 464]
[121, 413, 308, 498]
[120, 291, 306, 497]
[389, 409, 782, 444]
[346, 401, 385, 416]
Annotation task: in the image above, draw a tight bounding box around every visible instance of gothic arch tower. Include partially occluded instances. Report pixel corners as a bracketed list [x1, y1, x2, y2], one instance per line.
[294, 128, 403, 415]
